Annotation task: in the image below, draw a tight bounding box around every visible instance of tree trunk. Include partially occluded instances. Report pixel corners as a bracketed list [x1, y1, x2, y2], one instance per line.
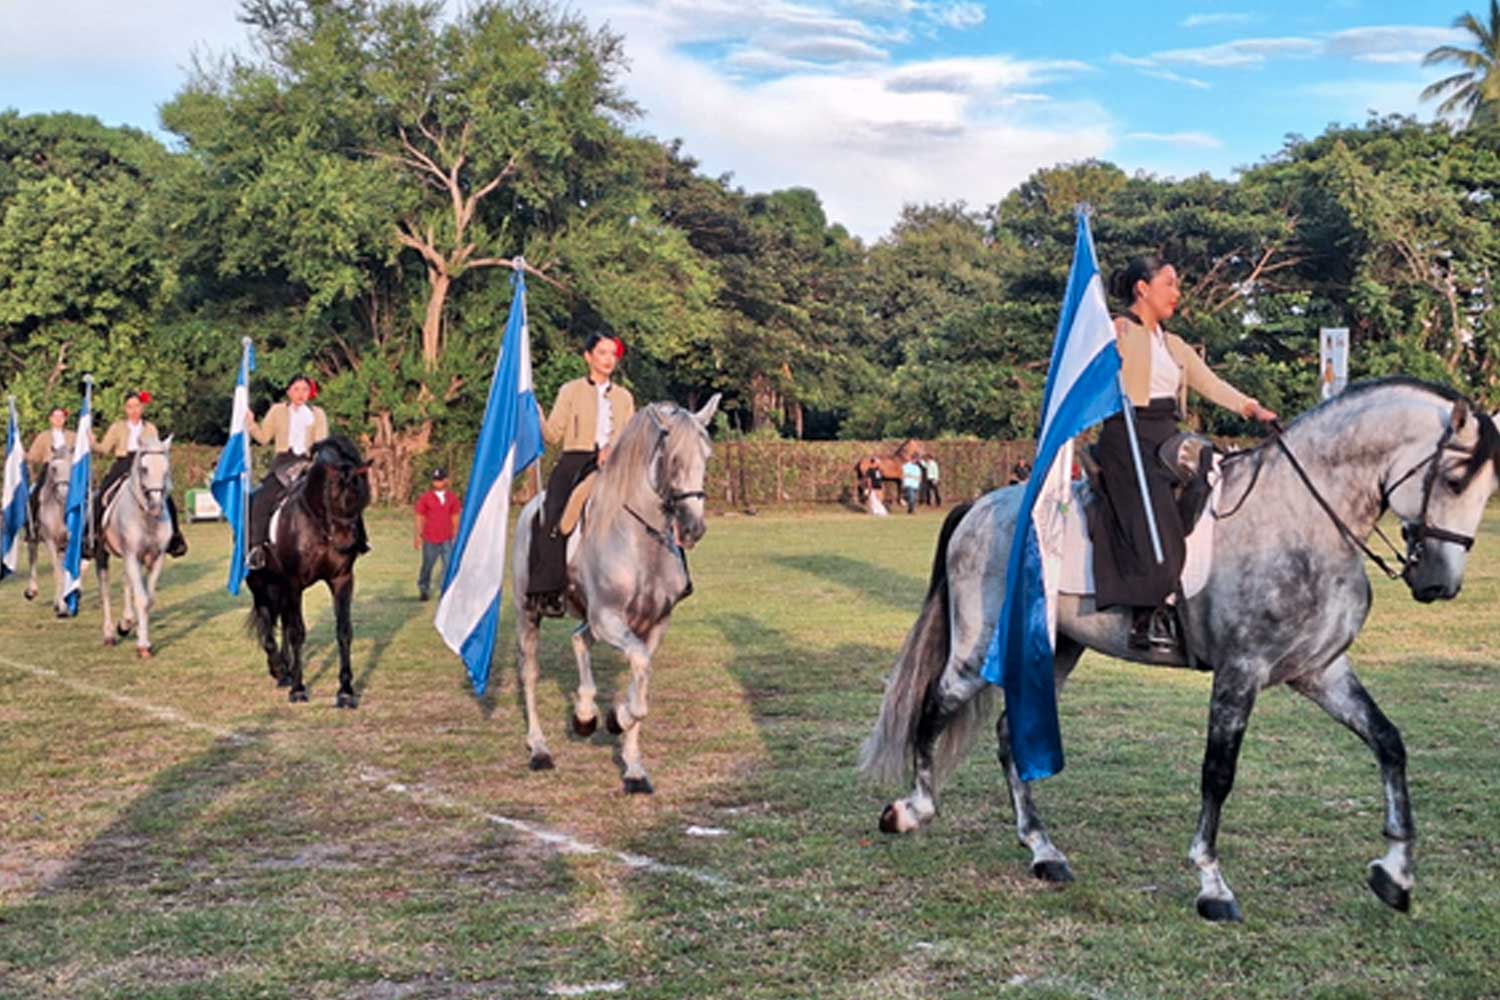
[420, 269, 451, 369]
[364, 411, 432, 504]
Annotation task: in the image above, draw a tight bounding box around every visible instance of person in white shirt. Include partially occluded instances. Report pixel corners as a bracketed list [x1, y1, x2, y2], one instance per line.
[244, 375, 338, 567]
[94, 391, 187, 557]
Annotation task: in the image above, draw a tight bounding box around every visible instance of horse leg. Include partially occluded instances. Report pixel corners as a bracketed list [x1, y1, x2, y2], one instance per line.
[1188, 665, 1259, 923]
[1290, 655, 1414, 912]
[880, 659, 990, 833]
[25, 534, 38, 601]
[97, 554, 116, 645]
[515, 607, 553, 770]
[996, 636, 1085, 883]
[329, 574, 357, 709]
[284, 596, 309, 703]
[123, 554, 153, 658]
[48, 539, 68, 615]
[570, 624, 600, 736]
[593, 610, 660, 794]
[250, 587, 287, 686]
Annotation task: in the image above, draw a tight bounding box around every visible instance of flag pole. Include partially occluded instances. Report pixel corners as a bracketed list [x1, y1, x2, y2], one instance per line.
[239, 337, 253, 573]
[82, 374, 95, 569]
[1116, 373, 1164, 564]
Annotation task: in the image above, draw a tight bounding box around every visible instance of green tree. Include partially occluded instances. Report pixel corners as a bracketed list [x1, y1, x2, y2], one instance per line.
[1423, 3, 1500, 127]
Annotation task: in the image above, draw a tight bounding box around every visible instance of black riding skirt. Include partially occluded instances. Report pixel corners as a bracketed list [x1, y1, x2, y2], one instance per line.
[528, 449, 598, 596]
[1089, 398, 1186, 610]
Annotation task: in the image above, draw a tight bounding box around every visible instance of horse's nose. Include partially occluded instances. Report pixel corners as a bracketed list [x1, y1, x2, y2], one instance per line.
[1412, 582, 1450, 603]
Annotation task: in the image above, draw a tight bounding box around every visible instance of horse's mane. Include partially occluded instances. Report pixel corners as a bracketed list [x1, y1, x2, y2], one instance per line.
[588, 404, 694, 536]
[1297, 376, 1500, 487]
[313, 435, 365, 468]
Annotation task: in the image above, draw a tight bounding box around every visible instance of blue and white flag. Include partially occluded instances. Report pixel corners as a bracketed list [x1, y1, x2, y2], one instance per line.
[62, 377, 94, 616]
[435, 262, 545, 696]
[980, 212, 1122, 782]
[211, 338, 256, 595]
[2, 396, 30, 581]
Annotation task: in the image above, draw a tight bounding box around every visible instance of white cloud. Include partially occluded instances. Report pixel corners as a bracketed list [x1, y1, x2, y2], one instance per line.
[0, 1, 246, 69]
[1109, 54, 1210, 89]
[1180, 13, 1256, 29]
[1124, 131, 1225, 150]
[925, 2, 986, 30]
[1325, 26, 1467, 64]
[587, 1, 1111, 238]
[1152, 36, 1323, 68]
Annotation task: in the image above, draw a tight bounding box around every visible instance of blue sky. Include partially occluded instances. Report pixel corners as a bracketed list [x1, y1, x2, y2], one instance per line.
[0, 0, 1472, 239]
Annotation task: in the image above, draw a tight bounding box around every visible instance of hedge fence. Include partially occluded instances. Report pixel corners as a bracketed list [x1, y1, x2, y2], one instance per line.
[164, 438, 1039, 514]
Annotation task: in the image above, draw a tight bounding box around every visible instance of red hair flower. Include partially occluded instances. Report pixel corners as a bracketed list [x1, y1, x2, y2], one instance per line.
[612, 337, 627, 360]
[307, 379, 319, 400]
[138, 391, 152, 405]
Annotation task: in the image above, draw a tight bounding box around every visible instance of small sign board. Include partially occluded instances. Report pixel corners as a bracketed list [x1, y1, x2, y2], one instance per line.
[1319, 327, 1349, 400]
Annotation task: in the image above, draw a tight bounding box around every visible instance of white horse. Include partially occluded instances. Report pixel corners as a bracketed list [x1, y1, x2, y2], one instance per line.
[24, 447, 73, 615]
[96, 436, 174, 659]
[512, 396, 720, 794]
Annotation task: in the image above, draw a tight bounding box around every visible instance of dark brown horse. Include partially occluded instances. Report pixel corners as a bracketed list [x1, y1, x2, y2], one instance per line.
[246, 436, 371, 707]
[853, 455, 904, 504]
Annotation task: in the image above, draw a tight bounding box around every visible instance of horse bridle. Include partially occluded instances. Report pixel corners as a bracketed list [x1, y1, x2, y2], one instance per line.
[1268, 420, 1477, 581]
[624, 405, 707, 547]
[130, 448, 170, 513]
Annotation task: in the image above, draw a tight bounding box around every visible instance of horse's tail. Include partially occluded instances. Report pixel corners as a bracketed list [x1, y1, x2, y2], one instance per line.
[860, 502, 989, 787]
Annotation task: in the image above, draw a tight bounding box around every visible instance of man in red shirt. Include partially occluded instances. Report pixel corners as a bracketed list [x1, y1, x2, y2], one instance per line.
[414, 467, 462, 601]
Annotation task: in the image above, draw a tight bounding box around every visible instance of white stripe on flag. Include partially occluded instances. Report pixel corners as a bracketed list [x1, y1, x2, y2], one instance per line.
[433, 444, 516, 651]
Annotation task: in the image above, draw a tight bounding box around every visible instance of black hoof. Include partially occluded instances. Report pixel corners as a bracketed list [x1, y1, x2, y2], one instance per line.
[289, 688, 309, 703]
[1196, 896, 1243, 923]
[24, 590, 35, 601]
[55, 609, 69, 619]
[878, 804, 902, 835]
[117, 622, 132, 637]
[572, 714, 598, 738]
[336, 691, 358, 710]
[529, 752, 555, 771]
[1368, 864, 1411, 913]
[103, 636, 117, 647]
[275, 675, 291, 688]
[623, 776, 654, 795]
[1031, 859, 1075, 884]
[604, 708, 624, 735]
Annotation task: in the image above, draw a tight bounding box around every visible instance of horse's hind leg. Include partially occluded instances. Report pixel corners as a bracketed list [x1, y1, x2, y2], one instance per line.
[570, 624, 599, 736]
[515, 605, 553, 770]
[997, 636, 1084, 883]
[881, 658, 990, 834]
[24, 536, 38, 601]
[1290, 655, 1413, 912]
[1188, 663, 1259, 923]
[97, 556, 117, 646]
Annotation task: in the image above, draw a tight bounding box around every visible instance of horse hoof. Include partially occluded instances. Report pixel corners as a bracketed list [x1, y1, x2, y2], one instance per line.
[336, 691, 358, 710]
[23, 588, 36, 601]
[1368, 864, 1411, 913]
[117, 622, 132, 637]
[103, 636, 117, 647]
[137, 647, 153, 661]
[276, 676, 291, 688]
[1031, 860, 1075, 884]
[529, 752, 555, 771]
[289, 689, 309, 703]
[1196, 896, 1243, 923]
[604, 708, 624, 735]
[55, 609, 69, 619]
[878, 803, 904, 835]
[572, 714, 598, 738]
[623, 776, 654, 795]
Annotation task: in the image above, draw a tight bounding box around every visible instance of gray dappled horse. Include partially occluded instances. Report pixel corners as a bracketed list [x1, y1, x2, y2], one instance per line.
[96, 436, 174, 659]
[512, 396, 720, 794]
[861, 379, 1500, 921]
[24, 447, 73, 615]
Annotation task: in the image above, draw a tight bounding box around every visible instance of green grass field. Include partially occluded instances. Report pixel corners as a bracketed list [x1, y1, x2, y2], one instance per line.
[2, 505, 1499, 999]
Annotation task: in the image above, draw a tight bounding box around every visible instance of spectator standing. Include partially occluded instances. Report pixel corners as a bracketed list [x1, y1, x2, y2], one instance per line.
[921, 453, 941, 506]
[414, 467, 462, 601]
[900, 457, 922, 514]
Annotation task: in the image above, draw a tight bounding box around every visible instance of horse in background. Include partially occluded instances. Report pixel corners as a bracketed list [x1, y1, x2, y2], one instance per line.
[24, 447, 73, 616]
[95, 436, 175, 658]
[246, 436, 371, 707]
[854, 454, 904, 507]
[862, 379, 1500, 922]
[511, 396, 720, 794]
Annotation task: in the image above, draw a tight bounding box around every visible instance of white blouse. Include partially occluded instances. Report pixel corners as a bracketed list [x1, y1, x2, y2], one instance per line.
[1148, 326, 1182, 400]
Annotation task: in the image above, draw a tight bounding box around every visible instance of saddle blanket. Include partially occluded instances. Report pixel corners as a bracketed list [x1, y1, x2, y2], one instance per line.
[1057, 464, 1221, 600]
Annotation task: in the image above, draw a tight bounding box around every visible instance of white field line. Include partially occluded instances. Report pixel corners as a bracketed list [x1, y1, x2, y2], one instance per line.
[0, 651, 731, 890]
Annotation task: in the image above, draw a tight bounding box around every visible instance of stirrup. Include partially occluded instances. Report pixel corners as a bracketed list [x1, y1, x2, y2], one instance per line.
[1129, 606, 1179, 651]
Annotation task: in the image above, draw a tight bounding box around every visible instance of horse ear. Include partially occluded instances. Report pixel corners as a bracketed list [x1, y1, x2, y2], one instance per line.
[694, 393, 722, 429]
[162, 434, 174, 450]
[1451, 401, 1472, 433]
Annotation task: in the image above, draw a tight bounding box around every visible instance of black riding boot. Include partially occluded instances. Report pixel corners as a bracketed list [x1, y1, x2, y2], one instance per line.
[167, 497, 188, 558]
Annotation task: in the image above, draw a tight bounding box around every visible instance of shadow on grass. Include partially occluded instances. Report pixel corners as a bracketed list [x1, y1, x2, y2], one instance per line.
[770, 553, 925, 612]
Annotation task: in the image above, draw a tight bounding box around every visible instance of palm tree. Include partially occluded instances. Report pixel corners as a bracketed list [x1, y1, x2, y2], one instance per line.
[1423, 1, 1500, 127]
